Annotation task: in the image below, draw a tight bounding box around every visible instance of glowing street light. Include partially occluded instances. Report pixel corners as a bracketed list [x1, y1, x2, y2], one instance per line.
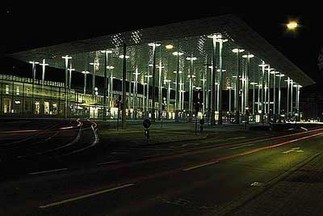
[286, 20, 298, 31]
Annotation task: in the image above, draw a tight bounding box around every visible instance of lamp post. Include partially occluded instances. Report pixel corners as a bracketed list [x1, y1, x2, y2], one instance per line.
[270, 70, 279, 122]
[29, 60, 39, 115]
[145, 73, 152, 117]
[250, 82, 257, 116]
[172, 51, 184, 122]
[62, 55, 72, 118]
[133, 67, 140, 119]
[290, 79, 294, 119]
[120, 44, 128, 128]
[89, 61, 99, 96]
[164, 79, 171, 118]
[81, 71, 90, 95]
[232, 48, 244, 124]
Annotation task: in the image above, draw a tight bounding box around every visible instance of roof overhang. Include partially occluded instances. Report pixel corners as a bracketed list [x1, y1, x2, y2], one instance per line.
[9, 14, 314, 87]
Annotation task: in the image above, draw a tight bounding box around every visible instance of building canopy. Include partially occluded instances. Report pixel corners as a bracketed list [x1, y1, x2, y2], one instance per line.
[9, 14, 314, 88]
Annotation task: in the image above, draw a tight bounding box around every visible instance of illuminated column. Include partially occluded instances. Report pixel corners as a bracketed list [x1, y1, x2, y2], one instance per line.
[257, 83, 261, 113]
[250, 82, 257, 115]
[101, 50, 112, 121]
[145, 73, 152, 116]
[68, 66, 75, 90]
[295, 84, 301, 121]
[62, 55, 72, 118]
[133, 67, 140, 119]
[39, 59, 48, 85]
[186, 55, 197, 117]
[121, 44, 128, 128]
[277, 73, 285, 117]
[107, 66, 115, 108]
[201, 76, 207, 115]
[266, 66, 273, 118]
[29, 60, 39, 115]
[208, 34, 218, 126]
[216, 35, 227, 125]
[232, 48, 244, 124]
[286, 77, 290, 118]
[149, 42, 161, 122]
[290, 79, 294, 118]
[89, 61, 98, 96]
[172, 51, 184, 122]
[156, 61, 164, 119]
[242, 53, 254, 117]
[258, 61, 268, 123]
[227, 86, 233, 112]
[164, 79, 171, 117]
[81, 71, 90, 95]
[271, 70, 279, 121]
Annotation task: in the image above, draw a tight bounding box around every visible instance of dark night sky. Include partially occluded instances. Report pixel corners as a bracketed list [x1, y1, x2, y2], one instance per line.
[1, 2, 323, 86]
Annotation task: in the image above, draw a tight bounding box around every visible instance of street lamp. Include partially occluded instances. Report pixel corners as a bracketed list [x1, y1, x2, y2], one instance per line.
[242, 53, 254, 117]
[68, 66, 75, 90]
[270, 70, 279, 121]
[258, 61, 268, 123]
[250, 82, 257, 116]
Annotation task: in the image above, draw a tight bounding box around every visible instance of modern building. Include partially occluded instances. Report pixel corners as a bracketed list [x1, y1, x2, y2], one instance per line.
[3, 14, 314, 125]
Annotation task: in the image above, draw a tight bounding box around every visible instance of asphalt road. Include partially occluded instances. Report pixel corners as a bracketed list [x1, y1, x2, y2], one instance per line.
[1, 125, 323, 216]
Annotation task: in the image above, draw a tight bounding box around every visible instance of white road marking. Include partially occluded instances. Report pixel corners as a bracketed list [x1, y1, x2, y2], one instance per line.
[283, 147, 301, 154]
[182, 161, 218, 171]
[39, 183, 135, 209]
[29, 168, 68, 175]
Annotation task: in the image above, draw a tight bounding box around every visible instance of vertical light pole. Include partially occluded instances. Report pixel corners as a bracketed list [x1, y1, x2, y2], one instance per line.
[216, 34, 227, 125]
[107, 66, 115, 108]
[270, 70, 279, 122]
[266, 66, 273, 120]
[81, 70, 90, 95]
[29, 60, 39, 115]
[286, 77, 290, 120]
[172, 51, 184, 122]
[201, 76, 207, 115]
[290, 79, 294, 119]
[227, 86, 233, 113]
[133, 67, 140, 119]
[101, 50, 112, 121]
[149, 42, 161, 122]
[62, 55, 72, 118]
[186, 55, 197, 119]
[145, 73, 152, 117]
[164, 79, 171, 118]
[295, 84, 302, 121]
[242, 54, 254, 118]
[120, 44, 128, 129]
[276, 73, 284, 119]
[156, 61, 164, 120]
[250, 82, 257, 116]
[39, 59, 48, 85]
[258, 61, 268, 123]
[232, 48, 244, 124]
[89, 61, 99, 96]
[68, 66, 75, 90]
[208, 34, 218, 126]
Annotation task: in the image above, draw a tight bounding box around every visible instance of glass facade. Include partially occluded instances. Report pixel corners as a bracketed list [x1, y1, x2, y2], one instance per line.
[8, 15, 311, 123]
